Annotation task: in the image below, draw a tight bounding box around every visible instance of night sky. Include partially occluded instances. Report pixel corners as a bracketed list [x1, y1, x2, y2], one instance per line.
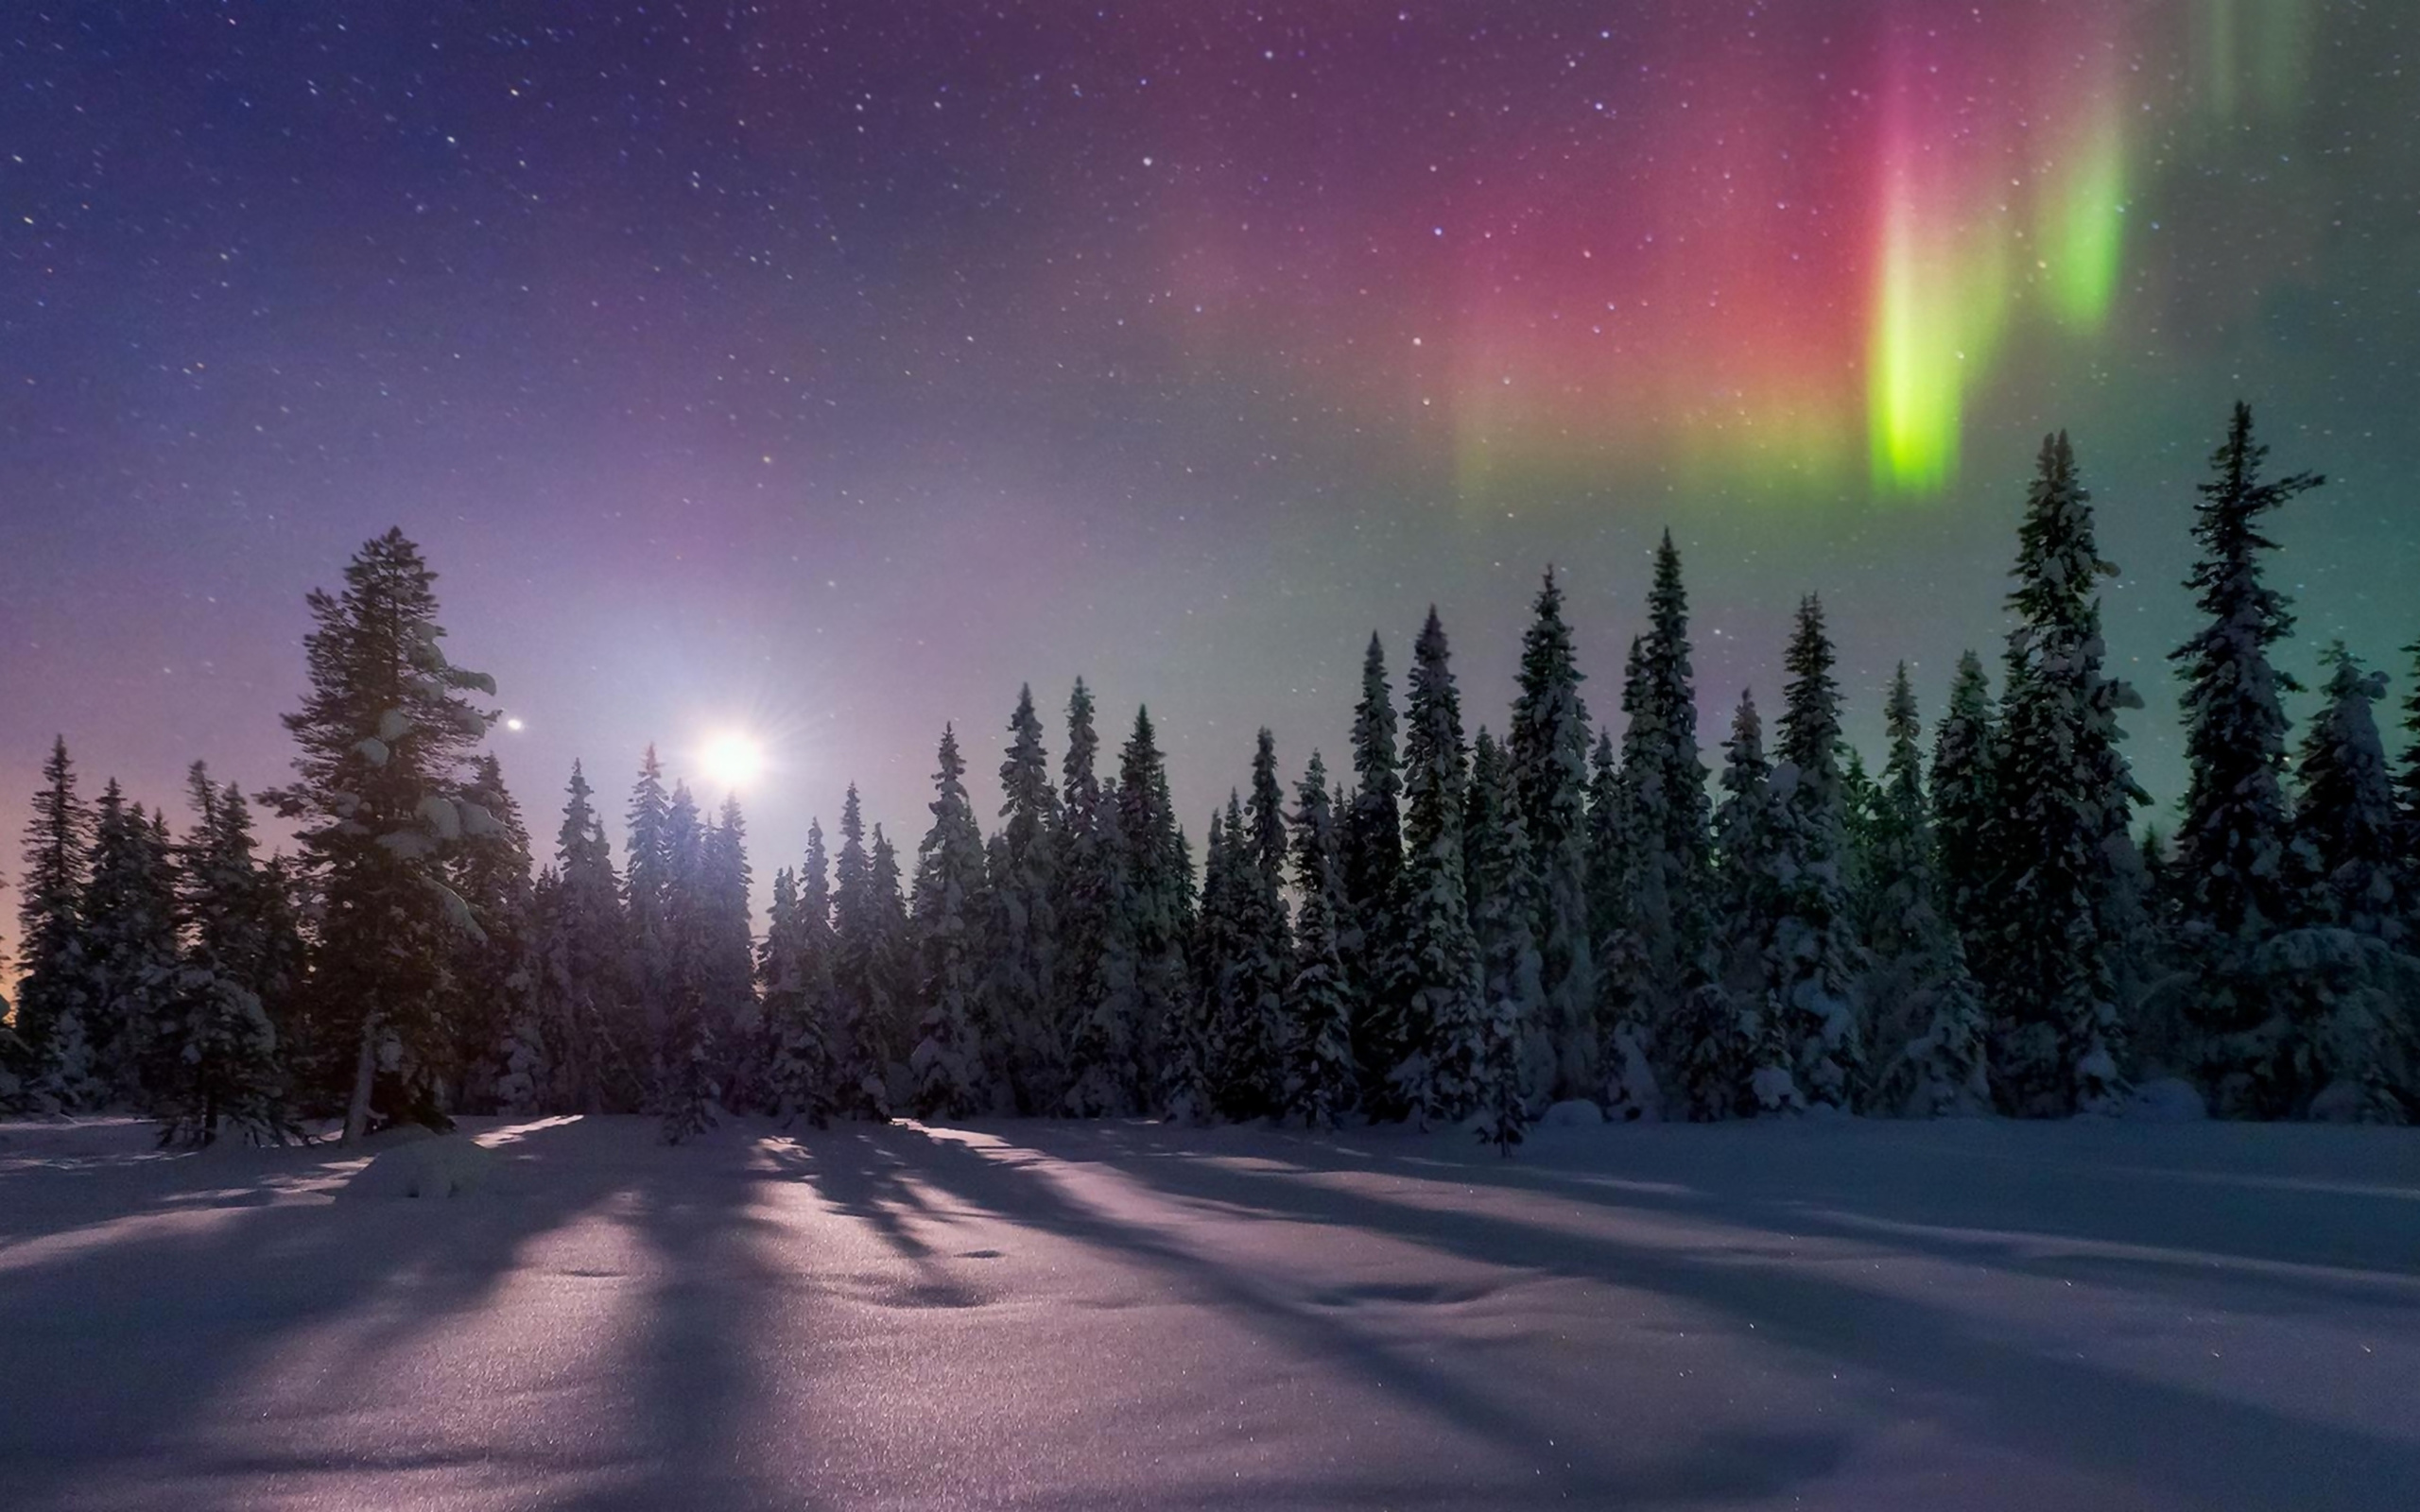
[5, 2, 2415, 948]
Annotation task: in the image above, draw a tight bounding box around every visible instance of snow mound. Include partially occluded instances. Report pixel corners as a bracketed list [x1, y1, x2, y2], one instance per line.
[338, 1135, 497, 1199]
[1539, 1099, 1606, 1128]
[2125, 1076, 2207, 1123]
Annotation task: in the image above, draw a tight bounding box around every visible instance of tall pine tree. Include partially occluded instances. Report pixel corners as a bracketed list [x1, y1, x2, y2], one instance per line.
[909, 726, 988, 1116]
[15, 737, 93, 1099]
[1392, 609, 1485, 1124]
[1508, 569, 1598, 1100]
[1284, 752, 1357, 1128]
[985, 685, 1063, 1112]
[1767, 597, 1864, 1109]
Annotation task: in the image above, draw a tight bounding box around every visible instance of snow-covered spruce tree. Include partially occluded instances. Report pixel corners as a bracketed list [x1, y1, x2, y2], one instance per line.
[909, 726, 988, 1117]
[1214, 730, 1292, 1119]
[16, 736, 94, 1106]
[1117, 707, 1195, 1115]
[2170, 404, 2324, 1110]
[450, 753, 540, 1112]
[1765, 596, 1865, 1109]
[1191, 799, 1246, 1117]
[1858, 667, 1991, 1118]
[1928, 651, 1999, 966]
[2172, 404, 2319, 939]
[1284, 752, 1357, 1128]
[1392, 609, 1485, 1125]
[2296, 647, 2409, 944]
[759, 854, 839, 1129]
[870, 824, 913, 1067]
[700, 797, 760, 1113]
[1509, 568, 1598, 1101]
[1988, 432, 2142, 1117]
[527, 761, 635, 1114]
[654, 784, 719, 1143]
[1341, 633, 1403, 1114]
[983, 685, 1063, 1113]
[2246, 644, 2420, 1121]
[147, 766, 297, 1146]
[829, 785, 892, 1119]
[496, 866, 561, 1116]
[2401, 641, 2420, 936]
[78, 782, 182, 1108]
[1709, 691, 1796, 1116]
[1056, 680, 1140, 1114]
[622, 746, 676, 1062]
[1465, 729, 1543, 1143]
[261, 530, 498, 1139]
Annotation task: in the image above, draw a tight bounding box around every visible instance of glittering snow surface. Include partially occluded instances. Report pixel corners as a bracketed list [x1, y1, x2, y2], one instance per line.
[2, 1113, 2414, 1510]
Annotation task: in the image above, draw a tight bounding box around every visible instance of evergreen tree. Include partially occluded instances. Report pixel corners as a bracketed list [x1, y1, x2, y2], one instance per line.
[1465, 730, 1542, 1141]
[2295, 647, 2407, 943]
[1929, 651, 1999, 961]
[1859, 667, 1991, 1117]
[1191, 799, 1246, 1117]
[1216, 730, 1292, 1118]
[1117, 708, 1194, 1114]
[655, 783, 718, 1142]
[1710, 691, 1795, 1115]
[260, 529, 498, 1140]
[1392, 609, 1485, 1123]
[1988, 433, 2140, 1116]
[700, 796, 760, 1111]
[148, 767, 296, 1145]
[1283, 752, 1357, 1127]
[1341, 634, 1404, 1102]
[451, 753, 539, 1112]
[830, 785, 892, 1119]
[2400, 640, 2420, 931]
[528, 761, 635, 1114]
[909, 726, 988, 1116]
[79, 781, 182, 1107]
[1767, 596, 1865, 1109]
[1508, 569, 1598, 1099]
[985, 685, 1063, 1112]
[623, 747, 676, 1063]
[2172, 403, 2320, 944]
[870, 823, 911, 1057]
[1057, 680, 1140, 1114]
[15, 736, 93, 1098]
[761, 850, 840, 1128]
[1623, 534, 1719, 1104]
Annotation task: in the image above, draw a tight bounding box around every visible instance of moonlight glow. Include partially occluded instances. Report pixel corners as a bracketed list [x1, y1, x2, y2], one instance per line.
[700, 731, 768, 792]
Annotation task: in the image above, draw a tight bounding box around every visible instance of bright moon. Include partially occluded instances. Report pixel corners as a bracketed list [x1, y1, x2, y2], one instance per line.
[700, 731, 767, 790]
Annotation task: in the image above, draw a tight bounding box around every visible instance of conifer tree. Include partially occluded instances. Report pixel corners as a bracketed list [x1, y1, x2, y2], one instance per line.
[1392, 609, 1485, 1123]
[700, 796, 760, 1111]
[1341, 634, 1404, 1098]
[909, 726, 988, 1116]
[147, 768, 294, 1145]
[2295, 647, 2407, 943]
[2400, 640, 2420, 928]
[261, 529, 498, 1139]
[1283, 752, 1357, 1127]
[1615, 533, 1720, 1112]
[870, 823, 911, 1055]
[1929, 651, 1999, 961]
[1057, 680, 1141, 1114]
[529, 761, 634, 1113]
[1710, 691, 1795, 1115]
[760, 851, 840, 1129]
[1508, 569, 1598, 1099]
[985, 685, 1063, 1112]
[1989, 433, 2140, 1116]
[1859, 667, 1991, 1117]
[451, 753, 540, 1111]
[2172, 403, 2320, 945]
[623, 746, 676, 1056]
[1465, 730, 1542, 1139]
[1192, 798, 1246, 1117]
[15, 736, 93, 1097]
[79, 781, 182, 1107]
[655, 783, 719, 1142]
[1767, 596, 1865, 1109]
[830, 785, 892, 1118]
[1117, 708, 1193, 1113]
[1216, 729, 1292, 1118]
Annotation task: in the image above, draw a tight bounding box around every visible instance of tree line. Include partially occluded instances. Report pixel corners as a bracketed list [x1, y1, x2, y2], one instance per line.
[5, 404, 2414, 1147]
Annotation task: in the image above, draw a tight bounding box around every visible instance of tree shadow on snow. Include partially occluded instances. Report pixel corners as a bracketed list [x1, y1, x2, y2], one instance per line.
[986, 1121, 2420, 1512]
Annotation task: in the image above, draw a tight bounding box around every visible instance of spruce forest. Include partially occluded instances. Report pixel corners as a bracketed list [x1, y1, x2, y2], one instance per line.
[8, 407, 2416, 1146]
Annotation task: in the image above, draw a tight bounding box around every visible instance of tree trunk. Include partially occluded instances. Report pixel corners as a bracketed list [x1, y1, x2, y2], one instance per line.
[343, 1014, 380, 1143]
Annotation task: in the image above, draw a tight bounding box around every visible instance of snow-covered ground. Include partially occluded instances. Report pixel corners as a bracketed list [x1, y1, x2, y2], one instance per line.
[2, 1113, 2414, 1511]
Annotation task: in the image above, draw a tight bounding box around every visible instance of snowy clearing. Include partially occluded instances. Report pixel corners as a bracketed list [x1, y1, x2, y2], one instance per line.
[2, 1114, 2415, 1510]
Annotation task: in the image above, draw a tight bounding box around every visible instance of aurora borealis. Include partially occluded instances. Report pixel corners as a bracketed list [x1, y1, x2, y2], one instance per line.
[3, 2, 2414, 946]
